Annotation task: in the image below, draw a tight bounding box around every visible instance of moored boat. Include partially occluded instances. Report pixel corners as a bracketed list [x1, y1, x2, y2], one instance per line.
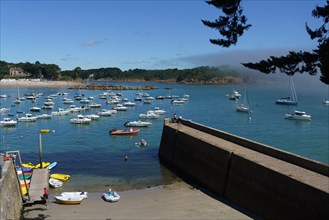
[0, 118, 17, 126]
[49, 178, 63, 188]
[70, 115, 92, 124]
[276, 76, 298, 105]
[284, 110, 311, 121]
[109, 128, 140, 135]
[17, 114, 37, 122]
[61, 191, 88, 199]
[50, 173, 71, 181]
[124, 120, 152, 127]
[55, 195, 83, 205]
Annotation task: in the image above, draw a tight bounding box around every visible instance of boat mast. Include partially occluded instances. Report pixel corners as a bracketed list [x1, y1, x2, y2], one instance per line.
[290, 76, 298, 102]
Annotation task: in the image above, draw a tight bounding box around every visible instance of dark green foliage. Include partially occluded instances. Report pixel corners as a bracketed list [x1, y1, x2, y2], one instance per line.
[242, 1, 328, 84]
[202, 0, 251, 47]
[0, 60, 61, 80]
[203, 0, 328, 84]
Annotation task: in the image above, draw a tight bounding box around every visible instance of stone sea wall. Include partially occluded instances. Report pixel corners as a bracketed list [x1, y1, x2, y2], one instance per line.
[0, 159, 23, 220]
[158, 118, 329, 219]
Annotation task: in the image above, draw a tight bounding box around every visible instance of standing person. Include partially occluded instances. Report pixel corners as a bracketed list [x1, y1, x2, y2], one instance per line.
[43, 187, 49, 205]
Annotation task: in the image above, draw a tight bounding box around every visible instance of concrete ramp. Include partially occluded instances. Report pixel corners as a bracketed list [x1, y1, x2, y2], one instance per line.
[28, 169, 49, 202]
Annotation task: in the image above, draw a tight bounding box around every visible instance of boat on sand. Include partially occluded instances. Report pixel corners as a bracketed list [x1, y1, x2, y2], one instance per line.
[102, 189, 120, 202]
[50, 173, 70, 181]
[61, 191, 88, 199]
[49, 178, 63, 188]
[55, 195, 83, 205]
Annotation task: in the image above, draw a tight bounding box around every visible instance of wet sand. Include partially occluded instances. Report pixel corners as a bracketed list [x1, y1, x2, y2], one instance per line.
[22, 180, 253, 220]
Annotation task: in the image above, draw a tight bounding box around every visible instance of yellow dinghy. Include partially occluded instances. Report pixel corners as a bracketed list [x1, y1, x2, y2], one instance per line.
[50, 173, 70, 181]
[22, 162, 35, 169]
[34, 162, 51, 169]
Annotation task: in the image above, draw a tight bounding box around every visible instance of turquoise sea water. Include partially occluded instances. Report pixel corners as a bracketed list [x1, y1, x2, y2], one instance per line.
[1, 81, 328, 192]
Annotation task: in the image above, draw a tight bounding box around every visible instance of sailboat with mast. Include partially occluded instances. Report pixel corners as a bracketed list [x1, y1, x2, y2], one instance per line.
[276, 76, 298, 105]
[13, 84, 25, 104]
[236, 86, 250, 113]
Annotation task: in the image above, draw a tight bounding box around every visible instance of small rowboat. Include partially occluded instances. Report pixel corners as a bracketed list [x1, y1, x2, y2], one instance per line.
[124, 120, 152, 127]
[18, 174, 32, 180]
[109, 128, 140, 135]
[61, 191, 88, 199]
[102, 190, 120, 202]
[47, 161, 58, 170]
[34, 162, 51, 169]
[50, 173, 70, 181]
[55, 195, 83, 205]
[49, 178, 63, 188]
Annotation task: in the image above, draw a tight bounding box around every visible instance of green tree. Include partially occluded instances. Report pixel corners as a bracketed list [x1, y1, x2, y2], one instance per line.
[73, 67, 81, 80]
[202, 0, 329, 85]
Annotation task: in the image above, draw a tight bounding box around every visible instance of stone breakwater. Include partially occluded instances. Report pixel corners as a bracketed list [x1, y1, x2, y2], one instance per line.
[158, 118, 329, 219]
[83, 83, 156, 90]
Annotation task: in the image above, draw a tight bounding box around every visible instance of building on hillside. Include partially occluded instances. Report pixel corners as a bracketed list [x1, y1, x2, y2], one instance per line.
[9, 67, 26, 77]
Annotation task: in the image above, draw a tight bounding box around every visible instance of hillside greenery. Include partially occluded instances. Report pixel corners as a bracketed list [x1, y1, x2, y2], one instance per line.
[0, 60, 244, 83]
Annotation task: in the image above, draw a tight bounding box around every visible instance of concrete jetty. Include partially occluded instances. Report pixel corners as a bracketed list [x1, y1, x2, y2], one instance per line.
[159, 118, 329, 219]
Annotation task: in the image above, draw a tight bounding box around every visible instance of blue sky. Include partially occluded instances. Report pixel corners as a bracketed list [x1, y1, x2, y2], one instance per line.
[0, 0, 325, 71]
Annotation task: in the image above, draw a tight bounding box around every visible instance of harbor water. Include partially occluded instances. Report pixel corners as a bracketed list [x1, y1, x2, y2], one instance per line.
[0, 80, 328, 192]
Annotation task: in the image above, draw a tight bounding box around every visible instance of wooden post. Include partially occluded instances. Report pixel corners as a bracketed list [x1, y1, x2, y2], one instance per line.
[39, 133, 43, 169]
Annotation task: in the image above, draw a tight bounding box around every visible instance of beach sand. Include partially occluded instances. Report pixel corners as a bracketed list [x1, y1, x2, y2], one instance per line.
[22, 180, 253, 220]
[0, 80, 83, 88]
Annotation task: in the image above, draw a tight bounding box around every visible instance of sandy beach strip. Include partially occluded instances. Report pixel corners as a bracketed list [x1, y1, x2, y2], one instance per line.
[22, 180, 254, 220]
[0, 80, 83, 88]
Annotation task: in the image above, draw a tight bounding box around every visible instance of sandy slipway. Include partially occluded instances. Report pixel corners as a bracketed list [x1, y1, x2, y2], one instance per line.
[22, 181, 253, 220]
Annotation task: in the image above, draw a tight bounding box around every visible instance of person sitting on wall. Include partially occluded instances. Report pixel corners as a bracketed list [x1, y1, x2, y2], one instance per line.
[172, 113, 178, 123]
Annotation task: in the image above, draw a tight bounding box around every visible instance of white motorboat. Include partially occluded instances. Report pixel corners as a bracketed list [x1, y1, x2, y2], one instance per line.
[55, 195, 83, 205]
[62, 98, 74, 104]
[323, 98, 329, 104]
[285, 111, 311, 121]
[17, 114, 37, 122]
[229, 90, 241, 100]
[106, 99, 120, 105]
[69, 105, 85, 112]
[70, 115, 92, 124]
[97, 109, 113, 116]
[0, 118, 17, 126]
[122, 101, 136, 107]
[113, 104, 127, 111]
[49, 178, 63, 188]
[52, 108, 70, 116]
[102, 190, 120, 202]
[139, 111, 159, 119]
[236, 104, 250, 113]
[30, 106, 41, 112]
[171, 100, 185, 105]
[85, 114, 100, 120]
[80, 98, 90, 104]
[61, 191, 88, 199]
[89, 103, 102, 108]
[153, 107, 166, 115]
[36, 114, 52, 119]
[0, 108, 10, 113]
[124, 120, 152, 127]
